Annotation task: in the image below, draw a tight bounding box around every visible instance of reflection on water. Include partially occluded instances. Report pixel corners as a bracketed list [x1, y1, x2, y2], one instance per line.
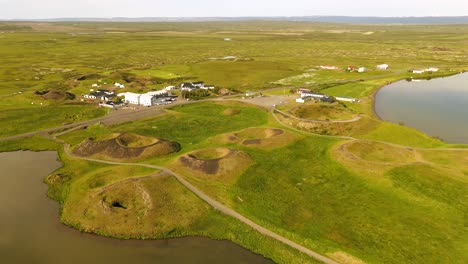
[0, 151, 272, 264]
[375, 73, 468, 143]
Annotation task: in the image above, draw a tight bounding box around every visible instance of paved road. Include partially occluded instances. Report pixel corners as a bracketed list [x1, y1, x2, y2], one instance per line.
[53, 137, 337, 264]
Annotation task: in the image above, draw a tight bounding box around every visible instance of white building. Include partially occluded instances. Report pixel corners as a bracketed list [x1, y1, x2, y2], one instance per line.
[200, 85, 215, 90]
[426, 67, 439, 72]
[120, 92, 141, 105]
[139, 94, 157, 107]
[336, 97, 360, 103]
[413, 69, 425, 74]
[300, 92, 325, 99]
[376, 64, 389, 70]
[115, 82, 125, 89]
[118, 90, 168, 106]
[358, 67, 366, 73]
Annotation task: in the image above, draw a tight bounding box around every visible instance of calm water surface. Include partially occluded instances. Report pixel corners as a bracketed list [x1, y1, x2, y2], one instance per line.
[0, 151, 272, 264]
[375, 73, 468, 143]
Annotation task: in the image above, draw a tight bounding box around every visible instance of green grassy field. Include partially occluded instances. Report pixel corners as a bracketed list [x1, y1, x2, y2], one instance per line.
[1, 21, 468, 264]
[44, 101, 467, 263]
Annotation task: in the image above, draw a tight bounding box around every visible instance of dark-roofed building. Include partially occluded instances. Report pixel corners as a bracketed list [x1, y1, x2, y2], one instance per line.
[84, 90, 115, 101]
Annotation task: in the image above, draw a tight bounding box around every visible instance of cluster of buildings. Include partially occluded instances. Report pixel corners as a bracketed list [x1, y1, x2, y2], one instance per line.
[295, 88, 359, 104]
[320, 64, 389, 71]
[90, 81, 125, 89]
[83, 86, 175, 108]
[83, 80, 213, 108]
[180, 82, 215, 92]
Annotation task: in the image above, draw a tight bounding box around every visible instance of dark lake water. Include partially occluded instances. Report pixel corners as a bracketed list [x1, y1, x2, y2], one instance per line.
[0, 151, 272, 264]
[375, 73, 468, 143]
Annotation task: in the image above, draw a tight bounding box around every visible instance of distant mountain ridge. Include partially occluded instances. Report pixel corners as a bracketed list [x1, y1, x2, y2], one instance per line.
[3, 16, 468, 24]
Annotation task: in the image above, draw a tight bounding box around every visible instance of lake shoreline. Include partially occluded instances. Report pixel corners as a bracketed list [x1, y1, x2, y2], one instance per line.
[373, 71, 468, 144]
[0, 150, 274, 264]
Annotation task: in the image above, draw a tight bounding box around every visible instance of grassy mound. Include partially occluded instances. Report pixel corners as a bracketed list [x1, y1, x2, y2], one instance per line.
[177, 148, 253, 182]
[62, 174, 212, 238]
[221, 127, 299, 150]
[73, 133, 180, 161]
[342, 140, 419, 164]
[290, 102, 356, 121]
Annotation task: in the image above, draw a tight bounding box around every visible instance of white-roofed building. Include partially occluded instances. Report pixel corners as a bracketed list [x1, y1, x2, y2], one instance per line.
[376, 64, 389, 70]
[120, 92, 141, 105]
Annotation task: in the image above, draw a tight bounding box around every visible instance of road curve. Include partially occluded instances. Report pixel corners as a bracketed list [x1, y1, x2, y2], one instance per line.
[56, 140, 338, 264]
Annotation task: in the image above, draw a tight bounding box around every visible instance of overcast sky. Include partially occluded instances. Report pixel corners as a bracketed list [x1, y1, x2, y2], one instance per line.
[0, 0, 467, 19]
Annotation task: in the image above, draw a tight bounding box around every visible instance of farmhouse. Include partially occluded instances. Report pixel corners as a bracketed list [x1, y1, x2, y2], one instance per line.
[426, 67, 439, 72]
[413, 69, 425, 74]
[200, 84, 215, 90]
[376, 64, 389, 70]
[180, 82, 214, 91]
[320, 65, 339, 70]
[181, 83, 197, 91]
[347, 66, 357, 71]
[358, 67, 366, 73]
[192, 82, 205, 88]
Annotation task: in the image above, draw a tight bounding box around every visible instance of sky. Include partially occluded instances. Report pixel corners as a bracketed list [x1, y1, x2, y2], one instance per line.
[0, 0, 467, 19]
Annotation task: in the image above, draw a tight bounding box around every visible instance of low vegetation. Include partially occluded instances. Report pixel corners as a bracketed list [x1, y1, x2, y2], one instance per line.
[1, 21, 467, 264]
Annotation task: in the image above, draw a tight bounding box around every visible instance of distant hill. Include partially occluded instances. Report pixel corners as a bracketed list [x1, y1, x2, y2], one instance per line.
[3, 16, 468, 24]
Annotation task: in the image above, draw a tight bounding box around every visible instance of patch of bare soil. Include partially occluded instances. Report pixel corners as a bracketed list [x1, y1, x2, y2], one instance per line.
[216, 127, 296, 150]
[73, 133, 180, 161]
[35, 90, 75, 100]
[240, 128, 285, 146]
[243, 139, 262, 145]
[222, 108, 241, 116]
